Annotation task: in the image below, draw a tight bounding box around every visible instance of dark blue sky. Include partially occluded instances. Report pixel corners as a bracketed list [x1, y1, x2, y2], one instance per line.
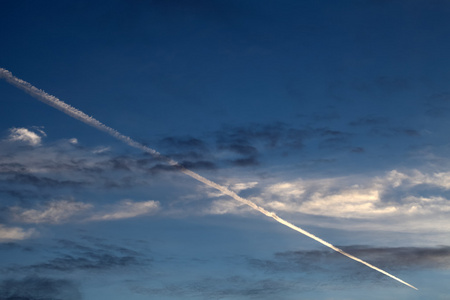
[1, 1, 450, 299]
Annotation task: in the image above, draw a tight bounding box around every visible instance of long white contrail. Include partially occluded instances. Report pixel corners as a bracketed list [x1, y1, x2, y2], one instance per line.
[0, 68, 418, 290]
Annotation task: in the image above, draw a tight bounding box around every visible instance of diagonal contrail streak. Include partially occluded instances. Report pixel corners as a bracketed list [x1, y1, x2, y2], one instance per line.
[0, 68, 418, 290]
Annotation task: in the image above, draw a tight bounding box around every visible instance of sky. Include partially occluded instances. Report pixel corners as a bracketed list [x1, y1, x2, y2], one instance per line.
[1, 0, 450, 299]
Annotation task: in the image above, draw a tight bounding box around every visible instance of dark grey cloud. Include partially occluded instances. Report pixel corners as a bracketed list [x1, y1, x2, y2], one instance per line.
[11, 239, 151, 273]
[250, 245, 450, 275]
[216, 123, 355, 153]
[338, 245, 450, 270]
[0, 162, 28, 173]
[0, 276, 81, 300]
[0, 145, 171, 197]
[130, 275, 295, 299]
[228, 157, 259, 167]
[161, 122, 367, 171]
[29, 253, 141, 272]
[7, 174, 85, 188]
[243, 246, 450, 289]
[180, 160, 216, 170]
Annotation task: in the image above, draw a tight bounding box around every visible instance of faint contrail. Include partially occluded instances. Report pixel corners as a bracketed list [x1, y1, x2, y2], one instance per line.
[0, 68, 418, 290]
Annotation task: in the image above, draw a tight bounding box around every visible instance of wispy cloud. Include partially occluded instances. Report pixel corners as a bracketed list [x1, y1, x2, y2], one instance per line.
[10, 199, 160, 224]
[11, 200, 92, 224]
[90, 200, 160, 221]
[0, 225, 35, 242]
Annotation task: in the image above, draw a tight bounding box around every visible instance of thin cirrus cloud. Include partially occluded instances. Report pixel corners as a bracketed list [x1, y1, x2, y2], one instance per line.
[89, 200, 160, 221]
[10, 199, 160, 224]
[10, 200, 92, 224]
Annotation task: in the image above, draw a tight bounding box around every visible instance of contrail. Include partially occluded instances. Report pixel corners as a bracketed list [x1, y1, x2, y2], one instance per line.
[0, 68, 418, 290]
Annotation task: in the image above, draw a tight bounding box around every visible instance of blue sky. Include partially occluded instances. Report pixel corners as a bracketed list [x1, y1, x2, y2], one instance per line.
[1, 0, 450, 299]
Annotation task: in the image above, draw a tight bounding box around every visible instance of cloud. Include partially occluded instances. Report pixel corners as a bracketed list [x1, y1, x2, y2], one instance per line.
[28, 252, 143, 272]
[0, 276, 81, 300]
[0, 225, 35, 242]
[213, 123, 358, 161]
[226, 169, 450, 222]
[90, 200, 159, 221]
[338, 245, 450, 270]
[9, 199, 160, 224]
[7, 173, 86, 188]
[16, 238, 151, 273]
[202, 199, 247, 215]
[130, 275, 294, 299]
[230, 181, 259, 192]
[11, 200, 92, 224]
[229, 156, 259, 167]
[179, 160, 216, 170]
[8, 127, 44, 146]
[0, 137, 170, 196]
[219, 143, 258, 156]
[252, 245, 450, 274]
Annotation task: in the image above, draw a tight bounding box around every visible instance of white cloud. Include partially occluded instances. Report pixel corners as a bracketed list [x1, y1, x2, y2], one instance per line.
[92, 146, 110, 154]
[220, 169, 450, 220]
[230, 181, 258, 192]
[8, 128, 44, 146]
[11, 200, 92, 224]
[11, 199, 161, 224]
[203, 199, 247, 215]
[68, 138, 78, 144]
[90, 200, 160, 221]
[379, 169, 450, 189]
[0, 225, 35, 242]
